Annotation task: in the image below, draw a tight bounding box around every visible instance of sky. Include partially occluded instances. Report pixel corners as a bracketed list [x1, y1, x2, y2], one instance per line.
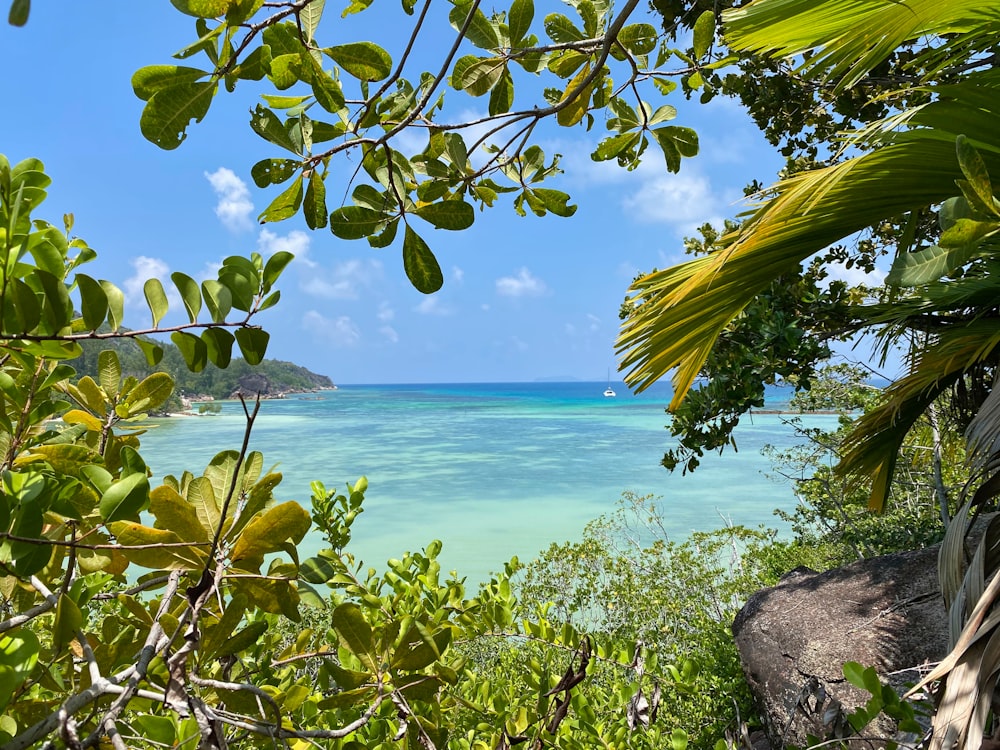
[0, 3, 887, 385]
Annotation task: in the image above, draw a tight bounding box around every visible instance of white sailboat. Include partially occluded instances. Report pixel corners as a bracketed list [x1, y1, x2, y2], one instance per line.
[603, 370, 616, 397]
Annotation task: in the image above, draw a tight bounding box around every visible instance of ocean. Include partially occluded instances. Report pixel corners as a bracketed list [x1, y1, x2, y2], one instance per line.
[137, 381, 838, 584]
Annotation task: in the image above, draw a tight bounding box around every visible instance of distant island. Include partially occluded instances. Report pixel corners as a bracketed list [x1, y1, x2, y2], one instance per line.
[72, 335, 335, 413]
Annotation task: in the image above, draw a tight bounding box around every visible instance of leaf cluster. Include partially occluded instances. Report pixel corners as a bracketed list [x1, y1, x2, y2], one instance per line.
[126, 0, 725, 293]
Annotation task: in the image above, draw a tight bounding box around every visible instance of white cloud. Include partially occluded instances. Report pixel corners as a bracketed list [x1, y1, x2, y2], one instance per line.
[300, 259, 385, 300]
[620, 170, 732, 236]
[496, 267, 547, 298]
[302, 311, 361, 347]
[205, 167, 254, 232]
[586, 313, 601, 331]
[379, 325, 399, 343]
[415, 296, 453, 316]
[123, 256, 180, 309]
[377, 302, 395, 322]
[451, 266, 465, 284]
[825, 262, 887, 288]
[258, 229, 312, 265]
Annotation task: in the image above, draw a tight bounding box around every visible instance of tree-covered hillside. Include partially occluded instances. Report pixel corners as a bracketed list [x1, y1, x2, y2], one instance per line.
[73, 333, 335, 402]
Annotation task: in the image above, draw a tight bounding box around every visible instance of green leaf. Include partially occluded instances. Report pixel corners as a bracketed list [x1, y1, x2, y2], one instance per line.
[556, 64, 594, 127]
[886, 243, 980, 286]
[123, 372, 174, 415]
[304, 170, 328, 229]
[139, 82, 216, 150]
[53, 594, 83, 652]
[149, 485, 210, 542]
[143, 278, 169, 327]
[332, 602, 374, 659]
[543, 13, 584, 43]
[136, 338, 164, 367]
[648, 103, 677, 126]
[234, 327, 270, 365]
[489, 67, 515, 115]
[617, 23, 657, 56]
[251, 158, 299, 188]
[108, 521, 206, 570]
[593, 132, 642, 161]
[368, 218, 399, 248]
[249, 105, 302, 154]
[692, 10, 715, 58]
[311, 70, 346, 113]
[171, 331, 208, 372]
[98, 350, 121, 400]
[215, 621, 269, 657]
[449, 1, 500, 49]
[170, 0, 234, 17]
[455, 56, 505, 96]
[201, 279, 233, 323]
[299, 0, 325, 41]
[325, 42, 393, 82]
[956, 135, 997, 215]
[508, 0, 534, 43]
[330, 205, 388, 239]
[650, 125, 699, 172]
[99, 473, 150, 523]
[76, 274, 108, 331]
[202, 327, 235, 368]
[0, 630, 39, 712]
[413, 200, 475, 230]
[391, 622, 452, 670]
[132, 65, 209, 101]
[402, 225, 444, 294]
[8, 279, 40, 332]
[230, 500, 310, 564]
[171, 272, 202, 323]
[258, 176, 304, 223]
[7, 0, 29, 26]
[263, 251, 294, 289]
[531, 188, 576, 217]
[100, 280, 125, 331]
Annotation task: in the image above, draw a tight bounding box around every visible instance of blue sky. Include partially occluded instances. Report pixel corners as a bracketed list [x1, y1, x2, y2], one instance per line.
[0, 3, 886, 384]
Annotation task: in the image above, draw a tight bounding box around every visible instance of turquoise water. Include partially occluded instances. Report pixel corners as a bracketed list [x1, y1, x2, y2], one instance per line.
[137, 382, 837, 583]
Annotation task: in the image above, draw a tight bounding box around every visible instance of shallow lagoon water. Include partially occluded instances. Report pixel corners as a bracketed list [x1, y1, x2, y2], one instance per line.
[137, 382, 834, 583]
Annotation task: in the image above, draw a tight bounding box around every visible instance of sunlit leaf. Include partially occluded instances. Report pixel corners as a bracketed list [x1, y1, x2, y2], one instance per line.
[332, 602, 374, 659]
[402, 225, 444, 293]
[304, 170, 327, 229]
[139, 81, 216, 150]
[99, 473, 150, 523]
[230, 500, 310, 565]
[171, 272, 202, 323]
[692, 10, 715, 58]
[325, 42, 393, 81]
[258, 176, 304, 223]
[413, 200, 475, 230]
[75, 274, 108, 331]
[143, 278, 169, 327]
[330, 205, 388, 239]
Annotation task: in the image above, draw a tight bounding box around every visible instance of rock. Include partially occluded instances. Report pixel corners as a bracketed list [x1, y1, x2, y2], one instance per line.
[732, 547, 947, 748]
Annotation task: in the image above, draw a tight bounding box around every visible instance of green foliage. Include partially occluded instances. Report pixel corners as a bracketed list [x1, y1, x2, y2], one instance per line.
[120, 0, 726, 293]
[510, 492, 791, 747]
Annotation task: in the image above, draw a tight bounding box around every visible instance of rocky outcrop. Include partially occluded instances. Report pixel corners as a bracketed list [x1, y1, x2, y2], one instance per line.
[733, 548, 948, 749]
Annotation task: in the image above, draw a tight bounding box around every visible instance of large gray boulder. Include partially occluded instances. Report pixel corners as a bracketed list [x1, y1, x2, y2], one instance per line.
[732, 547, 948, 748]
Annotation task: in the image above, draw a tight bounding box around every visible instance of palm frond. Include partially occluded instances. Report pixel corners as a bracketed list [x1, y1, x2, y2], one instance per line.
[722, 0, 998, 91]
[617, 137, 966, 400]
